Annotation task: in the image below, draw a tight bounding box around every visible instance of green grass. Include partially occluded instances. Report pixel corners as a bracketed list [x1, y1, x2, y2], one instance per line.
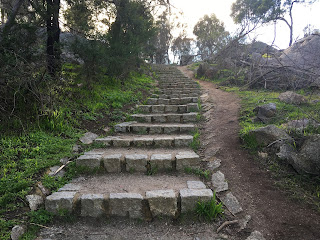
[190, 129, 201, 152]
[214, 86, 320, 211]
[0, 63, 156, 239]
[184, 167, 210, 180]
[196, 193, 224, 221]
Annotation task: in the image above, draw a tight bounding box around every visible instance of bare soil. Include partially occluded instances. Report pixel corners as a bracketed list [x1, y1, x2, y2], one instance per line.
[178, 66, 320, 240]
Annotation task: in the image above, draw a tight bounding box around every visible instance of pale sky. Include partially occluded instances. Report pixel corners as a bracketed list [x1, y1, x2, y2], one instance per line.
[170, 0, 320, 49]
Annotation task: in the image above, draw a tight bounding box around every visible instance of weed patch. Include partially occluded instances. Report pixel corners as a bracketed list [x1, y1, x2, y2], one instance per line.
[196, 193, 224, 221]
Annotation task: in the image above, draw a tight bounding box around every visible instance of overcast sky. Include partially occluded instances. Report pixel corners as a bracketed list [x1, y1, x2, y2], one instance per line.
[169, 0, 320, 49]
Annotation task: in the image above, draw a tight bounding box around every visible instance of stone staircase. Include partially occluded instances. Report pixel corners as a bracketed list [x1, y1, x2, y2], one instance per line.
[45, 65, 214, 219]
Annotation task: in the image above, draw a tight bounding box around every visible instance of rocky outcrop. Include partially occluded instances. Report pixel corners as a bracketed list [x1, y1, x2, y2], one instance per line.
[196, 63, 218, 79]
[248, 125, 293, 146]
[278, 91, 307, 105]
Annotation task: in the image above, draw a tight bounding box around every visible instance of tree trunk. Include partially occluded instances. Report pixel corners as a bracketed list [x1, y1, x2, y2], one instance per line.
[0, 0, 25, 33]
[46, 0, 61, 77]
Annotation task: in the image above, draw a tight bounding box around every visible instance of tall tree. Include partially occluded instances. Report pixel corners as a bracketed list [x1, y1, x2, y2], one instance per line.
[193, 14, 230, 61]
[231, 0, 317, 46]
[171, 34, 194, 63]
[152, 11, 173, 64]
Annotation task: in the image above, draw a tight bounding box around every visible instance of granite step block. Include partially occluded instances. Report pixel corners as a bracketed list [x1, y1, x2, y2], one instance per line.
[95, 135, 194, 148]
[131, 113, 198, 123]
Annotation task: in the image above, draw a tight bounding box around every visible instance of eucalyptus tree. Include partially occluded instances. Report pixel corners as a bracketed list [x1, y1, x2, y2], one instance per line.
[231, 0, 318, 46]
[193, 14, 230, 61]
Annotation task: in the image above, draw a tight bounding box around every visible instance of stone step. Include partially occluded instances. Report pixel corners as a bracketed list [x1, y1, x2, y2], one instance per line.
[115, 122, 196, 134]
[151, 93, 199, 99]
[147, 97, 198, 105]
[95, 134, 194, 148]
[131, 112, 198, 123]
[137, 103, 199, 113]
[45, 175, 213, 219]
[160, 90, 201, 95]
[159, 83, 198, 88]
[76, 148, 200, 172]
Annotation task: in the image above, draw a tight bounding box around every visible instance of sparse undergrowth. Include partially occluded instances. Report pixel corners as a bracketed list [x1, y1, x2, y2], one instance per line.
[0, 63, 155, 239]
[208, 84, 320, 211]
[196, 193, 224, 221]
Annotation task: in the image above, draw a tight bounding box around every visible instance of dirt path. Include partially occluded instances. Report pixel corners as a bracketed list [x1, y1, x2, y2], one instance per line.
[178, 66, 320, 240]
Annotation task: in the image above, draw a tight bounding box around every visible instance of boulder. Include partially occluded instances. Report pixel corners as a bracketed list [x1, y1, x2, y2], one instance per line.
[278, 91, 307, 105]
[11, 225, 26, 240]
[294, 135, 320, 175]
[283, 118, 320, 131]
[196, 63, 218, 79]
[79, 132, 99, 144]
[277, 135, 320, 175]
[26, 194, 44, 211]
[249, 125, 293, 146]
[253, 103, 277, 123]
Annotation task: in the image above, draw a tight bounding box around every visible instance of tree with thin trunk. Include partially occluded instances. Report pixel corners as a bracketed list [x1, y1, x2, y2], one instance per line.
[231, 0, 318, 47]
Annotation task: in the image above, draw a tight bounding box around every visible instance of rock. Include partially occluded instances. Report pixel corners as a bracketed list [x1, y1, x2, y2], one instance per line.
[48, 166, 66, 178]
[150, 154, 173, 171]
[283, 118, 319, 131]
[11, 225, 26, 240]
[207, 159, 221, 170]
[26, 194, 44, 211]
[58, 183, 81, 192]
[248, 125, 293, 146]
[291, 135, 320, 175]
[220, 192, 243, 215]
[258, 152, 268, 159]
[125, 154, 148, 172]
[79, 132, 99, 144]
[59, 157, 69, 165]
[146, 189, 177, 217]
[239, 215, 252, 231]
[253, 103, 276, 123]
[45, 191, 77, 214]
[109, 193, 143, 218]
[180, 188, 213, 213]
[279, 91, 307, 105]
[76, 154, 101, 169]
[36, 182, 51, 196]
[80, 194, 107, 217]
[187, 181, 206, 189]
[211, 171, 228, 193]
[102, 154, 122, 173]
[246, 231, 265, 240]
[72, 144, 83, 154]
[176, 151, 200, 171]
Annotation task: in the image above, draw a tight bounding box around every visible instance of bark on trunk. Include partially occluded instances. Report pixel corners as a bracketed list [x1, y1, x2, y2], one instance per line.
[46, 0, 61, 77]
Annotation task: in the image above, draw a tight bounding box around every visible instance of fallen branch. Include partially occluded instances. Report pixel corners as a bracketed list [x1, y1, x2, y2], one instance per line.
[53, 161, 72, 176]
[216, 220, 239, 233]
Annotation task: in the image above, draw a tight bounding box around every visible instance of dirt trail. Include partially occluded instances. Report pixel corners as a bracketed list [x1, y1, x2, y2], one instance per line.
[178, 66, 320, 240]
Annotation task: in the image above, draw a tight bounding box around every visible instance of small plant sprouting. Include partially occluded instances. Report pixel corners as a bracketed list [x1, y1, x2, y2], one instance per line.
[196, 192, 224, 221]
[147, 165, 158, 176]
[190, 129, 201, 151]
[184, 167, 210, 180]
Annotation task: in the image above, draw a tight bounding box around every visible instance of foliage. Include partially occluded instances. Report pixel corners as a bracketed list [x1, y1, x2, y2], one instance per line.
[196, 193, 224, 221]
[190, 129, 201, 151]
[231, 0, 317, 46]
[193, 14, 230, 60]
[171, 33, 194, 64]
[151, 10, 173, 64]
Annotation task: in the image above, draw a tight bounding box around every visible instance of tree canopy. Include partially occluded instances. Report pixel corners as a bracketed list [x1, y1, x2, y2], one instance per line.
[193, 14, 230, 61]
[231, 0, 318, 46]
